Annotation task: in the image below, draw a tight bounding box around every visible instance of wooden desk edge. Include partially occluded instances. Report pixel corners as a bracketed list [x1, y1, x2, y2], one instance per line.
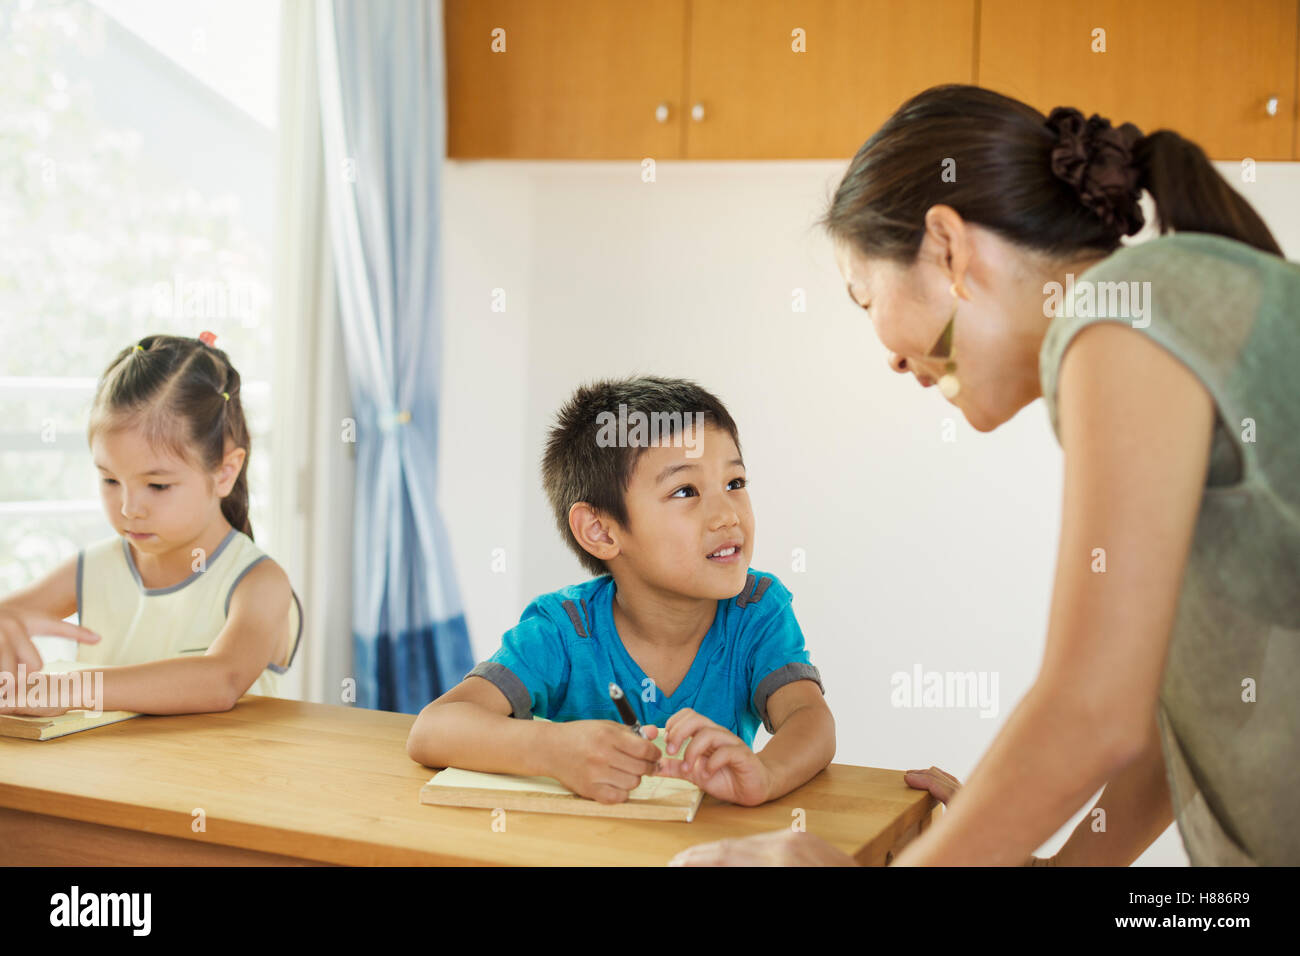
[0, 698, 939, 866]
[854, 792, 938, 866]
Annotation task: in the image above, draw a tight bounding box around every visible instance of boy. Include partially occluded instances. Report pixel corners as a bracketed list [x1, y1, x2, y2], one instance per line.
[407, 377, 834, 806]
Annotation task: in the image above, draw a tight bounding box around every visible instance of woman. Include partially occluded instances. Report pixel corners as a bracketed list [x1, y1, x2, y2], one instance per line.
[669, 84, 1299, 867]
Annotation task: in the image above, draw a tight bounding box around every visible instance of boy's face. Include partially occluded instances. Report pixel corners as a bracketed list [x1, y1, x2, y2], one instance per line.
[610, 424, 754, 600]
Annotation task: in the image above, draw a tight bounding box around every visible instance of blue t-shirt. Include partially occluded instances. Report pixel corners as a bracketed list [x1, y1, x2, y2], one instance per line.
[466, 569, 822, 747]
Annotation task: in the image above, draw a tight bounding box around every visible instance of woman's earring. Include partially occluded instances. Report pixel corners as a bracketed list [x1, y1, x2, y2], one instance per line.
[932, 285, 961, 400]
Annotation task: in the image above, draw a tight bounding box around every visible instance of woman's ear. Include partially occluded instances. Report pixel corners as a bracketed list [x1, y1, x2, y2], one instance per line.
[568, 502, 620, 564]
[215, 445, 247, 496]
[922, 204, 973, 292]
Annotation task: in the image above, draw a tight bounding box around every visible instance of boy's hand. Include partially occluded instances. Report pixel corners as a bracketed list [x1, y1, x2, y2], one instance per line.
[653, 708, 773, 806]
[547, 719, 662, 804]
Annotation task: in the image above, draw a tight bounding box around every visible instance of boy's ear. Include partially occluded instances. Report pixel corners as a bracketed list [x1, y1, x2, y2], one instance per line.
[568, 502, 620, 563]
[215, 445, 247, 497]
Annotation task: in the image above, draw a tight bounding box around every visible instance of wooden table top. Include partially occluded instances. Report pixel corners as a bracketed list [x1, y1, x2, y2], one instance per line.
[0, 695, 934, 866]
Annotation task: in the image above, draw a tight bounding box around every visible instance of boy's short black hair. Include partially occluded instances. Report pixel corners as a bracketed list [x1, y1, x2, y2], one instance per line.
[542, 376, 742, 577]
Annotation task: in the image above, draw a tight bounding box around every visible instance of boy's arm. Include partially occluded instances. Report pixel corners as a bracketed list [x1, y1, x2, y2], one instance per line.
[756, 679, 836, 800]
[406, 676, 560, 777]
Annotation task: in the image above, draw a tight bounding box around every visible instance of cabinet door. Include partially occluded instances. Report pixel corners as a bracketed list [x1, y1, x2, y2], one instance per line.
[979, 0, 1297, 161]
[684, 0, 977, 159]
[445, 0, 687, 159]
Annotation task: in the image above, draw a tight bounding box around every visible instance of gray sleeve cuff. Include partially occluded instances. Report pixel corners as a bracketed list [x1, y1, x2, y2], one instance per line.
[467, 661, 534, 719]
[752, 662, 824, 734]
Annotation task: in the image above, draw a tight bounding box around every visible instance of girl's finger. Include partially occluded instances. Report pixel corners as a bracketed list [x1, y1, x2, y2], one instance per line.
[23, 617, 101, 645]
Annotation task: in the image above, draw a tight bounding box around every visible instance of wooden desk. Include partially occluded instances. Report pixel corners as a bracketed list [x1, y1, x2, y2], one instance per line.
[0, 696, 935, 866]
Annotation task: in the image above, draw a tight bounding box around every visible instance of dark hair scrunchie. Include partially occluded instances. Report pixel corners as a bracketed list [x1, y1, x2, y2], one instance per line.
[1046, 107, 1146, 237]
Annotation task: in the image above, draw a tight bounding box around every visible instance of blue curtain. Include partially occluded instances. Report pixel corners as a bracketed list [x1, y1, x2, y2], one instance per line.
[316, 0, 472, 712]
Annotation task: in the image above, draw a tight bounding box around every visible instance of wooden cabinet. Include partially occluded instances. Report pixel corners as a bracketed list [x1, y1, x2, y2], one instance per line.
[445, 0, 688, 159]
[446, 0, 1300, 160]
[445, 0, 975, 159]
[979, 0, 1298, 161]
[684, 0, 975, 159]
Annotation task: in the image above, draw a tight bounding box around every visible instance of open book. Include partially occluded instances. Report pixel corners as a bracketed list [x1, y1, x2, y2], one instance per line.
[420, 722, 704, 822]
[0, 660, 139, 741]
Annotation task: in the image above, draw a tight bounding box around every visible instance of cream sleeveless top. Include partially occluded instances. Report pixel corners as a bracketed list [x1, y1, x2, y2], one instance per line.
[70, 528, 302, 698]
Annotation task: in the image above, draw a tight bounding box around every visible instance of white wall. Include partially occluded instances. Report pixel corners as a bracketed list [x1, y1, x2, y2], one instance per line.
[438, 158, 1300, 866]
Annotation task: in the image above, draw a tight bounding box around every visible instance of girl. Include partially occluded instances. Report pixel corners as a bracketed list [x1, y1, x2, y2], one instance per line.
[0, 332, 301, 716]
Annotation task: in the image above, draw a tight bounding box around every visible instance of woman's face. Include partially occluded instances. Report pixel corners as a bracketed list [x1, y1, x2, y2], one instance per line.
[833, 210, 1060, 433]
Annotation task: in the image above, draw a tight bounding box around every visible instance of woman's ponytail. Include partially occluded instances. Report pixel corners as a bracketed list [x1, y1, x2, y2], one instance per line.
[1133, 131, 1283, 257]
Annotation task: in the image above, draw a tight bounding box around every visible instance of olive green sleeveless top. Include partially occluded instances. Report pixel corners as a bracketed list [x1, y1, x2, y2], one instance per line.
[1039, 232, 1300, 866]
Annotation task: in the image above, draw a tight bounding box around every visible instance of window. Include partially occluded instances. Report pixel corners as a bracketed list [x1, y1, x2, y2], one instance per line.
[0, 0, 281, 622]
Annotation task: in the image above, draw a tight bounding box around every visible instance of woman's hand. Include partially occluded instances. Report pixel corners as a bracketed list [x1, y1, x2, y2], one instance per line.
[667, 829, 858, 866]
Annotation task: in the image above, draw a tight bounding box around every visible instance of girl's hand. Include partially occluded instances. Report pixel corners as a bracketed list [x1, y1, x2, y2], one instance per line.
[668, 829, 858, 866]
[0, 609, 100, 681]
[1, 671, 75, 716]
[652, 708, 773, 806]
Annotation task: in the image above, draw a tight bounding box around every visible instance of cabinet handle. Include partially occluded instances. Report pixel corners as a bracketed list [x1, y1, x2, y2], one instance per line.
[691, 102, 705, 122]
[1265, 95, 1279, 117]
[655, 102, 670, 123]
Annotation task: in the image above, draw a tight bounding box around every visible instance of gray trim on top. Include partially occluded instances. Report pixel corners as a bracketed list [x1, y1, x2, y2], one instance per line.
[224, 554, 269, 615]
[222, 560, 303, 676]
[467, 661, 533, 719]
[738, 575, 772, 608]
[76, 550, 84, 622]
[122, 526, 239, 596]
[266, 588, 305, 675]
[752, 662, 824, 734]
[561, 599, 588, 637]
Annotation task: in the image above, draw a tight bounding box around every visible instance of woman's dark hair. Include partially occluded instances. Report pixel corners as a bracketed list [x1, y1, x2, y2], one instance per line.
[87, 334, 254, 540]
[821, 84, 1283, 263]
